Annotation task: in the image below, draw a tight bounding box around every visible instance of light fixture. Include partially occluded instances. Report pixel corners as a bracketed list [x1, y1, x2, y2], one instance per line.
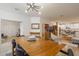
[38, 12, 41, 15]
[25, 10, 27, 13]
[41, 6, 44, 9]
[25, 3, 42, 14]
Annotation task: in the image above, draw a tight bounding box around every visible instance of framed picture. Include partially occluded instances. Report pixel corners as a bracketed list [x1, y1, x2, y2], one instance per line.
[31, 23, 40, 29]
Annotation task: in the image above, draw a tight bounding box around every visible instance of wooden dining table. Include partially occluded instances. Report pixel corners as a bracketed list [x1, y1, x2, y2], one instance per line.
[16, 37, 65, 56]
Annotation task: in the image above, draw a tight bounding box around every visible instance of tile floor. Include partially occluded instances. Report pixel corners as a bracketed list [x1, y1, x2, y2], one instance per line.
[0, 42, 12, 56]
[0, 36, 16, 56]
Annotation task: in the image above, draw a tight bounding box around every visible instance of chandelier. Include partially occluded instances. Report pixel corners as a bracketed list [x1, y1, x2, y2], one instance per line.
[25, 3, 43, 14]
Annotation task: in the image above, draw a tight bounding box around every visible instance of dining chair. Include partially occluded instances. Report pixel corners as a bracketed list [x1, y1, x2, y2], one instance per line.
[12, 39, 16, 56]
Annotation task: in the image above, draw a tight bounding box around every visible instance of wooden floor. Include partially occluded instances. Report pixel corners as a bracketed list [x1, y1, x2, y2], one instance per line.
[16, 37, 65, 56]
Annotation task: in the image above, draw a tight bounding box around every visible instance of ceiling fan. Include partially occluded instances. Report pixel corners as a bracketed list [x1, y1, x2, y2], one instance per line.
[25, 3, 41, 12]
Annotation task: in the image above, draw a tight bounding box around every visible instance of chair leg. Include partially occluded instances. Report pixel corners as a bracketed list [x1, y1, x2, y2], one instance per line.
[12, 46, 16, 56]
[60, 50, 68, 55]
[12, 47, 14, 56]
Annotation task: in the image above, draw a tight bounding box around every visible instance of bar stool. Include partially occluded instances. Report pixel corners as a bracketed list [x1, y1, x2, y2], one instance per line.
[12, 39, 16, 56]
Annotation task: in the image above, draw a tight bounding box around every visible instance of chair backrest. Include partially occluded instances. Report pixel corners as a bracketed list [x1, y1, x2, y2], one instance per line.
[67, 49, 74, 56]
[16, 44, 23, 51]
[16, 44, 25, 56]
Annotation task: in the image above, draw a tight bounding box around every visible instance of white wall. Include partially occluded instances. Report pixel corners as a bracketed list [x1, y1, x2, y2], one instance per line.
[1, 20, 20, 37]
[40, 17, 52, 37]
[30, 17, 40, 32]
[40, 17, 51, 24]
[51, 16, 79, 22]
[0, 10, 21, 21]
[0, 19, 1, 43]
[20, 17, 30, 36]
[0, 9, 30, 41]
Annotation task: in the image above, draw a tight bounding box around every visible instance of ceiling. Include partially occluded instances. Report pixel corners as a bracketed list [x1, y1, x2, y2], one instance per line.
[0, 3, 79, 20]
